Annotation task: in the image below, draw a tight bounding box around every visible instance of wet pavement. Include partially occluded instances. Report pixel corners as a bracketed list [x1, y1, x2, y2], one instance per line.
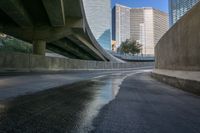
[92, 72, 200, 133]
[0, 70, 143, 133]
[0, 68, 151, 100]
[0, 69, 199, 133]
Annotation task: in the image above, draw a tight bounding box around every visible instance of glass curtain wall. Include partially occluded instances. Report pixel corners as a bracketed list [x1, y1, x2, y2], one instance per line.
[169, 0, 200, 26]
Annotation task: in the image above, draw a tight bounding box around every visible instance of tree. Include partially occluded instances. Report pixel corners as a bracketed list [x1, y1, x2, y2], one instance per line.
[0, 37, 32, 53]
[117, 39, 142, 55]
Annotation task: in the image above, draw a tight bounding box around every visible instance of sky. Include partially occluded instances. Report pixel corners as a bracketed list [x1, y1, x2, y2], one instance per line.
[112, 0, 169, 13]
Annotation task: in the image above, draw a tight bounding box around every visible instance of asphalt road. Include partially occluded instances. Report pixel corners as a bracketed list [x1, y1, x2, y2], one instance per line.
[92, 72, 200, 133]
[0, 69, 199, 133]
[0, 67, 151, 100]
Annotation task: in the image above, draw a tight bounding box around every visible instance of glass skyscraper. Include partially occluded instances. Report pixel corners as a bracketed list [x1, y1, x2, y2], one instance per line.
[112, 4, 131, 48]
[83, 0, 112, 50]
[169, 0, 200, 26]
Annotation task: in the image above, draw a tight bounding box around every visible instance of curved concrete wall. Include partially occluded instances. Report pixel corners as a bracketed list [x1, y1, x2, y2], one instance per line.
[155, 2, 200, 71]
[79, 0, 122, 62]
[83, 0, 112, 50]
[153, 2, 200, 95]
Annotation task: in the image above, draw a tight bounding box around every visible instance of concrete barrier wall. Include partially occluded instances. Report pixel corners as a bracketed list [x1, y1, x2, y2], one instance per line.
[153, 2, 200, 95]
[155, 2, 200, 71]
[0, 52, 154, 72]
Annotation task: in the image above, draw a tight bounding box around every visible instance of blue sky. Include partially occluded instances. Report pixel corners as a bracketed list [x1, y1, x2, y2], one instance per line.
[112, 0, 169, 13]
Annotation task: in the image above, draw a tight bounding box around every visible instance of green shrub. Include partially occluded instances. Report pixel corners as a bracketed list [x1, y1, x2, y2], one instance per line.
[0, 37, 32, 53]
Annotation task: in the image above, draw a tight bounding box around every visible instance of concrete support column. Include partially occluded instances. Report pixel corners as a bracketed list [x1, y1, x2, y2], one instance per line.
[33, 40, 46, 55]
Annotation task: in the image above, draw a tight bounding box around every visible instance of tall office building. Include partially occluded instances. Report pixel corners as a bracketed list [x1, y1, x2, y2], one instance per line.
[169, 0, 200, 26]
[83, 0, 112, 50]
[113, 5, 168, 55]
[112, 4, 130, 48]
[131, 8, 169, 55]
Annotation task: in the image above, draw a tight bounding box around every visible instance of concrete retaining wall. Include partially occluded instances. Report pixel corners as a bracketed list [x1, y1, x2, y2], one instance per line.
[155, 2, 200, 71]
[0, 52, 154, 73]
[152, 69, 200, 95]
[153, 2, 200, 95]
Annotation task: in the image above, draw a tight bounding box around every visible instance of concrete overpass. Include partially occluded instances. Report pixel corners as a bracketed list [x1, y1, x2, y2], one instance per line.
[0, 0, 116, 61]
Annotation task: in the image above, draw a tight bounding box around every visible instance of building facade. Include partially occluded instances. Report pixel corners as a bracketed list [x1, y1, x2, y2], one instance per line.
[112, 4, 130, 48]
[83, 0, 112, 50]
[113, 5, 168, 55]
[169, 0, 200, 26]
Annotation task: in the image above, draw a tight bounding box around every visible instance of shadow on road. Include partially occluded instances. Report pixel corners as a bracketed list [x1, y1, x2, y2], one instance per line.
[0, 73, 128, 133]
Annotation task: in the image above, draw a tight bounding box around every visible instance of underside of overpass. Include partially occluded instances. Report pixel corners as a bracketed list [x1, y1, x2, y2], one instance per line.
[0, 0, 115, 61]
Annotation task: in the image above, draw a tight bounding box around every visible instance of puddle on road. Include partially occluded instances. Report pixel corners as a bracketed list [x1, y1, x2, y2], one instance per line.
[0, 72, 135, 133]
[74, 73, 129, 133]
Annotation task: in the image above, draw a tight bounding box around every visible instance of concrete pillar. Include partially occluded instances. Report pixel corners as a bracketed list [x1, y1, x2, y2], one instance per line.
[33, 40, 46, 55]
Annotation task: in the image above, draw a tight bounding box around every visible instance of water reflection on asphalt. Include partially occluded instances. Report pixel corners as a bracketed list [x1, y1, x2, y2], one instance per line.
[74, 73, 130, 133]
[0, 70, 149, 133]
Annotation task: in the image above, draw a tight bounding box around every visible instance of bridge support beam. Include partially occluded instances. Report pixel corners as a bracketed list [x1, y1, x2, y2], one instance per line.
[42, 0, 65, 27]
[33, 40, 46, 55]
[0, 0, 32, 27]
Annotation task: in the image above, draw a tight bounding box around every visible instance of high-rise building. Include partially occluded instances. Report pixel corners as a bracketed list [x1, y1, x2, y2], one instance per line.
[169, 0, 200, 26]
[83, 0, 112, 50]
[131, 8, 169, 55]
[112, 4, 130, 48]
[113, 5, 169, 55]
